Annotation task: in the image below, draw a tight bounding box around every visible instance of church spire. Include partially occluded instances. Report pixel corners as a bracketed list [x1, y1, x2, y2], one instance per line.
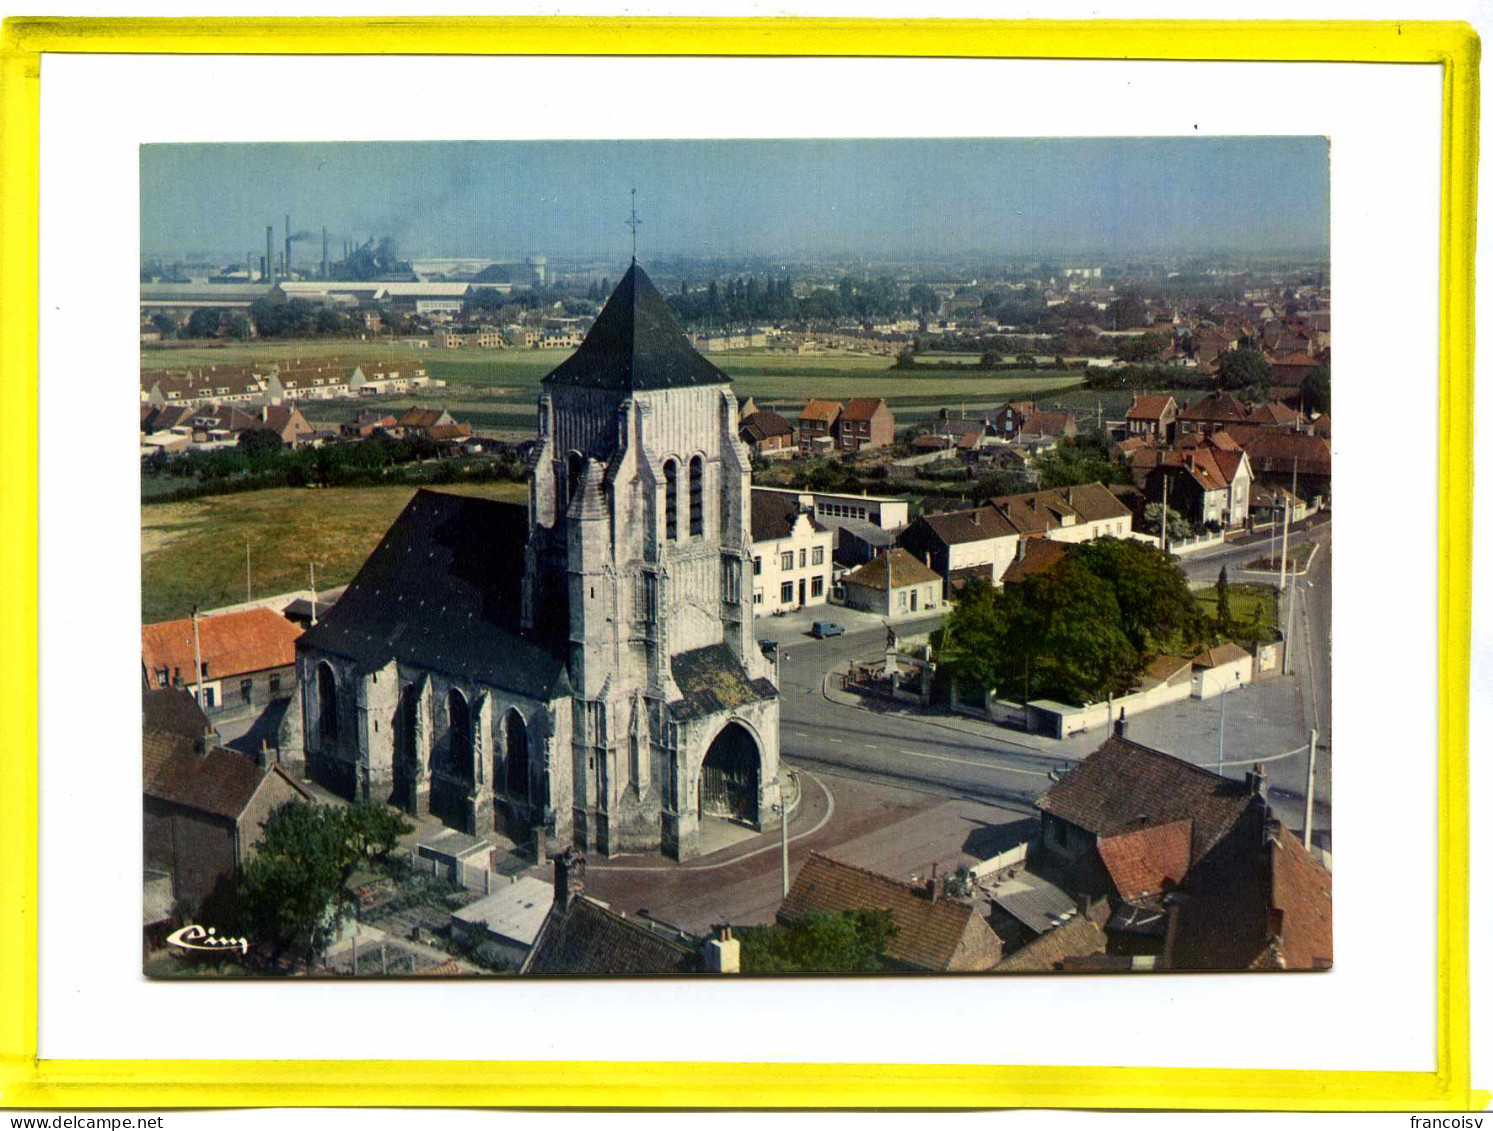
[626, 188, 642, 264]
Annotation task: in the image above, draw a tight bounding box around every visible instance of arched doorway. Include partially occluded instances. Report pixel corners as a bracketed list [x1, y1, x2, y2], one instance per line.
[503, 709, 529, 801]
[700, 721, 760, 826]
[316, 662, 339, 745]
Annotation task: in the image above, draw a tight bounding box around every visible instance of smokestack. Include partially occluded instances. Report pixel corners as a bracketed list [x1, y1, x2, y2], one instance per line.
[284, 214, 292, 279]
[322, 226, 329, 279]
[266, 225, 275, 285]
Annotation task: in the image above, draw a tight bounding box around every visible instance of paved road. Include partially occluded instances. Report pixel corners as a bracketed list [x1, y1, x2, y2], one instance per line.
[773, 521, 1333, 850]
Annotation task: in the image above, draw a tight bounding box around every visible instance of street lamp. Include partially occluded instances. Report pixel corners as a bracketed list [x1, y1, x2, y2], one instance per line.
[772, 767, 801, 899]
[1216, 669, 1242, 775]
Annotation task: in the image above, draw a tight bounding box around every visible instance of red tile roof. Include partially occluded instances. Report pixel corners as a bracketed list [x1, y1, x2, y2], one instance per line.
[798, 399, 843, 423]
[143, 730, 306, 820]
[840, 397, 888, 421]
[1258, 820, 1333, 970]
[1098, 820, 1192, 901]
[1002, 537, 1069, 584]
[1126, 395, 1175, 421]
[141, 608, 302, 684]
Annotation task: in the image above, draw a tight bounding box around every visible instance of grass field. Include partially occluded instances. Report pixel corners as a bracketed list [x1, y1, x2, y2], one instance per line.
[141, 480, 527, 623]
[1194, 584, 1280, 633]
[146, 339, 1088, 439]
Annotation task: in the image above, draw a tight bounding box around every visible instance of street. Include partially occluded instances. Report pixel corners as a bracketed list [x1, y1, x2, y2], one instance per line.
[589, 519, 1332, 927]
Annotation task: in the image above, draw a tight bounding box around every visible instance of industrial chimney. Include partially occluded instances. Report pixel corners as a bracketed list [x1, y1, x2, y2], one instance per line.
[321, 226, 329, 280]
[284, 214, 292, 279]
[265, 225, 275, 285]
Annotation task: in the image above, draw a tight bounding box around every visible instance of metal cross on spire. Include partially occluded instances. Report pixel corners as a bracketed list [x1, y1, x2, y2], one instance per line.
[626, 188, 642, 263]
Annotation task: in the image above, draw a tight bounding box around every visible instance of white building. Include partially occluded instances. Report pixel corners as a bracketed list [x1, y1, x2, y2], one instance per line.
[749, 490, 833, 616]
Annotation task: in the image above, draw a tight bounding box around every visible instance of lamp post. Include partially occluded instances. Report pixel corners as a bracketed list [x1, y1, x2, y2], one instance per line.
[1216, 669, 1241, 775]
[773, 767, 800, 899]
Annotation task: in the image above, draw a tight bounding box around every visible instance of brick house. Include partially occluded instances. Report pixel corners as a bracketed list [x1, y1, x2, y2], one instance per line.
[143, 729, 309, 905]
[1124, 394, 1177, 443]
[990, 401, 1078, 440]
[142, 607, 302, 719]
[835, 398, 895, 452]
[797, 399, 842, 454]
[738, 409, 796, 458]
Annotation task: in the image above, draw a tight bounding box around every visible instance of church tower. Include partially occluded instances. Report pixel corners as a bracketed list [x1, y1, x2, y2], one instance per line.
[523, 263, 781, 859]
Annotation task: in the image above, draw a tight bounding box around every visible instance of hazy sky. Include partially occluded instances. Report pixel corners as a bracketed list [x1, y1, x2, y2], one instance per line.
[141, 137, 1328, 262]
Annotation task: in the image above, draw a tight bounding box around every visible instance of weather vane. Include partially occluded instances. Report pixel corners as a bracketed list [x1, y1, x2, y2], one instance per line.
[626, 188, 642, 263]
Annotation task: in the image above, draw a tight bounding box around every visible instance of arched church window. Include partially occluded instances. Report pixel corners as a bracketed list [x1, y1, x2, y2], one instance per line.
[316, 662, 338, 745]
[689, 455, 704, 537]
[664, 459, 679, 541]
[565, 451, 585, 511]
[504, 709, 529, 801]
[447, 689, 473, 779]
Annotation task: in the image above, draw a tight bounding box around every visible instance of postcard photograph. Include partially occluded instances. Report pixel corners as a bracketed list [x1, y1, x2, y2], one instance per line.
[138, 137, 1331, 979]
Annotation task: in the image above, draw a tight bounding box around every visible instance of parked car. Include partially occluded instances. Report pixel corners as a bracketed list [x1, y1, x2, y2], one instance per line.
[757, 639, 778, 656]
[810, 621, 845, 639]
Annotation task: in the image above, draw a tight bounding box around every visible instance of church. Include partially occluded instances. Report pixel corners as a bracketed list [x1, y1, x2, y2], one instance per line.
[294, 264, 783, 860]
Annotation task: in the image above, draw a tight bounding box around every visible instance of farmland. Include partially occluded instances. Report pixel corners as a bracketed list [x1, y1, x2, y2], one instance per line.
[144, 339, 1089, 438]
[140, 480, 527, 623]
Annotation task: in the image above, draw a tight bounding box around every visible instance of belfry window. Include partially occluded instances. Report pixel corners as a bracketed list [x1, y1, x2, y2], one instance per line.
[664, 459, 679, 540]
[689, 455, 704, 537]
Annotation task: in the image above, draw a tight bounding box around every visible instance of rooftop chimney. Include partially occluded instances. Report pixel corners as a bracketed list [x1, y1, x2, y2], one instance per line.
[1114, 708, 1128, 740]
[196, 726, 214, 758]
[925, 862, 940, 901]
[554, 846, 586, 909]
[255, 739, 274, 769]
[705, 925, 741, 974]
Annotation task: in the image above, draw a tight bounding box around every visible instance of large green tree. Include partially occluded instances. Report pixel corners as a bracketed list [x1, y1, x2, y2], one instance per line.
[1215, 347, 1271, 399]
[210, 801, 412, 972]
[1301, 362, 1330, 415]
[738, 910, 898, 973]
[1070, 537, 1202, 652]
[941, 562, 1141, 705]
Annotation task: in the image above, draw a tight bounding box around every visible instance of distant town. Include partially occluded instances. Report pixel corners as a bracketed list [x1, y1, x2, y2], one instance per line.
[142, 194, 1330, 978]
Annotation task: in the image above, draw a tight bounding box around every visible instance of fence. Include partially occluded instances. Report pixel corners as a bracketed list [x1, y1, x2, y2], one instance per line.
[971, 841, 1028, 880]
[407, 847, 495, 894]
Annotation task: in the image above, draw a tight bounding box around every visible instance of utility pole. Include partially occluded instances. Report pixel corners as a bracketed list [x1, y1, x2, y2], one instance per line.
[245, 539, 253, 604]
[309, 561, 319, 626]
[1281, 458, 1300, 675]
[1160, 471, 1170, 554]
[1216, 673, 1229, 774]
[776, 768, 798, 899]
[191, 605, 204, 711]
[1303, 727, 1319, 852]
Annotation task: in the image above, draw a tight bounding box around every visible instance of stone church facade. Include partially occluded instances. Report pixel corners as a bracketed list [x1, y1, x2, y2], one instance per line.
[296, 264, 782, 859]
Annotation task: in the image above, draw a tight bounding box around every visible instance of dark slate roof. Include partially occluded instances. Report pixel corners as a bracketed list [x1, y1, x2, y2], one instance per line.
[669, 643, 777, 722]
[297, 489, 570, 700]
[1036, 735, 1256, 868]
[543, 263, 731, 393]
[143, 730, 304, 821]
[142, 687, 212, 741]
[523, 895, 700, 976]
[750, 490, 822, 542]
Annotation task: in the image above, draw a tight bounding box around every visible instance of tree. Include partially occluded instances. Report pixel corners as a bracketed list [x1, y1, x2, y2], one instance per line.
[238, 428, 284, 457]
[1017, 559, 1141, 703]
[1142, 502, 1193, 543]
[150, 313, 178, 339]
[1070, 537, 1203, 652]
[1301, 362, 1330, 415]
[907, 284, 939, 315]
[1215, 564, 1234, 635]
[208, 801, 413, 972]
[1215, 348, 1271, 399]
[738, 910, 898, 973]
[186, 307, 223, 339]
